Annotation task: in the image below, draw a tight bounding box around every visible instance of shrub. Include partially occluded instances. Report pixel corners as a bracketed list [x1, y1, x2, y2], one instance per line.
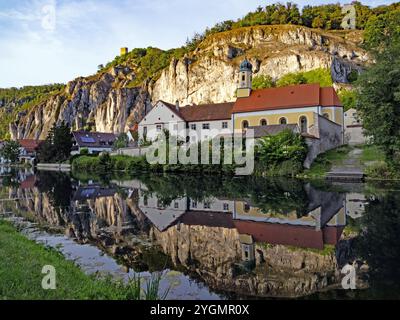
[365, 161, 397, 179]
[80, 148, 89, 155]
[255, 130, 308, 176]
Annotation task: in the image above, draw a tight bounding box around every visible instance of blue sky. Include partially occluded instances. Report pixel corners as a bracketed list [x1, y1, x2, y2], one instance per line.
[0, 0, 394, 88]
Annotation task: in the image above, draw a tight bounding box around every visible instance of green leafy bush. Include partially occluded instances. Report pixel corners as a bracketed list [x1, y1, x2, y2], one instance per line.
[255, 130, 308, 176]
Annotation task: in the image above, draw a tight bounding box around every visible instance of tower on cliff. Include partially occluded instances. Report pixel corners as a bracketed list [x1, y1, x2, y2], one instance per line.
[236, 58, 253, 98]
[120, 47, 129, 56]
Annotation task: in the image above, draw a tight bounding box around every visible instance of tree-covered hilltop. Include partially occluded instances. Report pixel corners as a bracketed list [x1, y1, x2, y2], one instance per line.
[0, 84, 64, 139]
[102, 2, 400, 82]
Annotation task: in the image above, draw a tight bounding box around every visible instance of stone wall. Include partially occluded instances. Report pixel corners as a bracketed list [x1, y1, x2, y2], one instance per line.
[304, 114, 343, 168]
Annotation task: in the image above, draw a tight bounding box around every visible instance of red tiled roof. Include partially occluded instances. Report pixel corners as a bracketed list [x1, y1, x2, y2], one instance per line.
[234, 220, 344, 250]
[179, 211, 235, 229]
[158, 100, 234, 122]
[233, 84, 343, 114]
[18, 139, 45, 153]
[20, 175, 36, 189]
[179, 102, 234, 122]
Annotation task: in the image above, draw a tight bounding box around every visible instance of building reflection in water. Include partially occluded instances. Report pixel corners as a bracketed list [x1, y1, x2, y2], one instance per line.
[1, 172, 371, 298]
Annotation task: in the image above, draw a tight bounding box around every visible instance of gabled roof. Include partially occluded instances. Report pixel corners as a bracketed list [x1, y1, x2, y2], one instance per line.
[156, 100, 234, 122]
[72, 131, 116, 148]
[233, 84, 343, 114]
[158, 100, 185, 120]
[18, 139, 45, 153]
[179, 102, 234, 122]
[234, 220, 344, 250]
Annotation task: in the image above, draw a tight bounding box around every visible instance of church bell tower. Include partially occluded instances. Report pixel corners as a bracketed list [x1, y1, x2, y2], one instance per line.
[236, 58, 253, 98]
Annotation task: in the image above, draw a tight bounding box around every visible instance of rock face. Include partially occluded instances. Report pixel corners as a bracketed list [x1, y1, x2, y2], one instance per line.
[10, 25, 369, 139]
[151, 223, 341, 298]
[10, 71, 151, 139]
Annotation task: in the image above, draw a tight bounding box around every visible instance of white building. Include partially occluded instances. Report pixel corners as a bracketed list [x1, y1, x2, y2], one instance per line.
[138, 100, 234, 143]
[344, 108, 367, 145]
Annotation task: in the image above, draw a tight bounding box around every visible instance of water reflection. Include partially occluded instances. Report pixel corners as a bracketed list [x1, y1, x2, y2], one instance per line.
[1, 171, 399, 299]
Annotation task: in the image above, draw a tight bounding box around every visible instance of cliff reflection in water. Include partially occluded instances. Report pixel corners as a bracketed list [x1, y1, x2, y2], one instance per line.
[1, 172, 371, 298]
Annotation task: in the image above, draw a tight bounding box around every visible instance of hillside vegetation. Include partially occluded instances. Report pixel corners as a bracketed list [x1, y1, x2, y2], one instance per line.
[0, 84, 64, 139]
[1, 1, 398, 139]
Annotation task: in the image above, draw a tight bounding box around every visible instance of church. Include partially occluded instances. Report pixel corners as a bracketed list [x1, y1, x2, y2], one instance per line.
[137, 58, 344, 166]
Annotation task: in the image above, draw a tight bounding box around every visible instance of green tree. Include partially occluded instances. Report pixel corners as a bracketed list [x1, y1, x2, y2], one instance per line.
[364, 9, 400, 51]
[338, 89, 356, 111]
[252, 75, 275, 89]
[0, 141, 20, 163]
[276, 72, 307, 87]
[38, 122, 72, 163]
[356, 42, 400, 168]
[113, 133, 129, 150]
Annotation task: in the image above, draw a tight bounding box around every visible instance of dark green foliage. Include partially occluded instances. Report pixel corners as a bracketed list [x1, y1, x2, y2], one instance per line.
[355, 41, 400, 169]
[103, 47, 180, 86]
[276, 68, 333, 87]
[356, 192, 400, 298]
[35, 171, 73, 210]
[0, 84, 64, 140]
[0, 140, 20, 163]
[363, 9, 400, 51]
[255, 130, 308, 177]
[37, 122, 72, 163]
[252, 75, 275, 89]
[113, 133, 129, 150]
[338, 89, 357, 111]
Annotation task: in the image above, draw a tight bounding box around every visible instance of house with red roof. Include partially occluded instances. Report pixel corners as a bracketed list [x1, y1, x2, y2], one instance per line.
[18, 139, 45, 163]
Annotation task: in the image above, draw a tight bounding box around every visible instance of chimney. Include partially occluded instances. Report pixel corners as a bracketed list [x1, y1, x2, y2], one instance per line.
[175, 100, 180, 111]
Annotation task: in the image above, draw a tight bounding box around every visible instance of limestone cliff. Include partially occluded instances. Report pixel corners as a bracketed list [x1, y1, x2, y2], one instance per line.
[10, 25, 368, 139]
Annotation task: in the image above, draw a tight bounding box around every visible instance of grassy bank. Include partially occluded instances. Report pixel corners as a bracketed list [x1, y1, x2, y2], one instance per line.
[299, 145, 352, 179]
[72, 131, 307, 177]
[0, 220, 165, 300]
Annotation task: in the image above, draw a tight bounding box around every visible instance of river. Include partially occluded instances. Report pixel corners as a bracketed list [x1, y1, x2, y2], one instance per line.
[1, 168, 399, 299]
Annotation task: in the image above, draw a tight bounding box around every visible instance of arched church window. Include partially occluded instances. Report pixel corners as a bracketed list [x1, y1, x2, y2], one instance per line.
[279, 117, 287, 125]
[300, 116, 308, 133]
[260, 119, 267, 126]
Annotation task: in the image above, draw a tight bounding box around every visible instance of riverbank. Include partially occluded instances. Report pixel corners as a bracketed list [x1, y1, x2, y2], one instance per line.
[0, 219, 162, 300]
[299, 144, 398, 180]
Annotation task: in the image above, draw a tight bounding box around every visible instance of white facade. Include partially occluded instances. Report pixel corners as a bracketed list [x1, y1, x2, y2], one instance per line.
[138, 101, 233, 143]
[344, 108, 367, 145]
[189, 197, 234, 213]
[138, 191, 187, 231]
[138, 101, 187, 142]
[186, 120, 233, 143]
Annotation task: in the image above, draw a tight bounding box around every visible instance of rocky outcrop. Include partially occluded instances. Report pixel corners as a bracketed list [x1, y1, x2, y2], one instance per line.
[151, 25, 368, 105]
[151, 223, 343, 298]
[10, 25, 369, 139]
[10, 72, 151, 140]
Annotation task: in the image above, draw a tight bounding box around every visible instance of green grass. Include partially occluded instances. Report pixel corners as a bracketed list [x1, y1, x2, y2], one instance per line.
[0, 220, 167, 300]
[287, 244, 336, 256]
[300, 145, 352, 179]
[360, 144, 385, 163]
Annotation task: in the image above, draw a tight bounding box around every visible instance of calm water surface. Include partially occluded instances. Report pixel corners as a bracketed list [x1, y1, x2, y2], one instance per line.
[1, 168, 399, 299]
